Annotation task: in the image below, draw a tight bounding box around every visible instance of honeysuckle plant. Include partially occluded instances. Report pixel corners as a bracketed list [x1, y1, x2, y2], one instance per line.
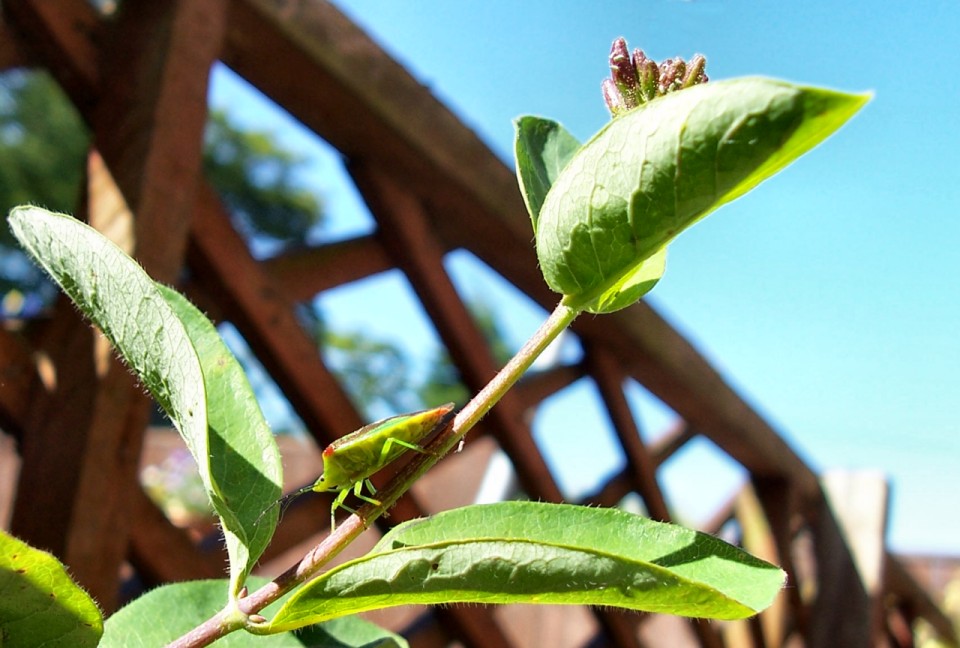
[1, 38, 868, 647]
[602, 37, 708, 115]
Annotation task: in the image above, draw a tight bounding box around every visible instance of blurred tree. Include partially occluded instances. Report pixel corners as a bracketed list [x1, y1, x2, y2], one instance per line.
[0, 71, 87, 308]
[0, 71, 87, 222]
[203, 110, 323, 249]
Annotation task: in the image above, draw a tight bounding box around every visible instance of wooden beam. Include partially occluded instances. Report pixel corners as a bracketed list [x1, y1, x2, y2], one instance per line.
[650, 421, 697, 467]
[809, 471, 890, 647]
[224, 0, 532, 243]
[349, 162, 563, 502]
[73, 0, 225, 606]
[10, 298, 98, 557]
[128, 488, 225, 584]
[0, 14, 29, 70]
[5, 0, 225, 610]
[886, 557, 959, 647]
[11, 152, 158, 612]
[93, 0, 226, 282]
[742, 479, 795, 646]
[588, 347, 671, 522]
[1, 0, 99, 109]
[0, 328, 34, 435]
[513, 364, 585, 411]
[263, 234, 395, 302]
[188, 183, 363, 441]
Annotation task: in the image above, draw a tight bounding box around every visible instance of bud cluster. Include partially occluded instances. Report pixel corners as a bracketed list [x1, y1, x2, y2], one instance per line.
[602, 37, 708, 117]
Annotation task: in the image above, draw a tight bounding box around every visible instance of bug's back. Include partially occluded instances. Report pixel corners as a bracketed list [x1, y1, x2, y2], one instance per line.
[313, 404, 454, 493]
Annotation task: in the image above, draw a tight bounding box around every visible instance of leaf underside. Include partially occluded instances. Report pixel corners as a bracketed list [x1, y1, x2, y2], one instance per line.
[529, 77, 869, 313]
[264, 502, 785, 633]
[7, 206, 282, 596]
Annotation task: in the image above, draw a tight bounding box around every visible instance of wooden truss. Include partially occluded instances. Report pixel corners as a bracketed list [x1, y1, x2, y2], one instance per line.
[0, 1, 954, 646]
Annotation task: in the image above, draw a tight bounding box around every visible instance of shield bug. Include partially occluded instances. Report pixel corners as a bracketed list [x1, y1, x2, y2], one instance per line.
[269, 403, 455, 530]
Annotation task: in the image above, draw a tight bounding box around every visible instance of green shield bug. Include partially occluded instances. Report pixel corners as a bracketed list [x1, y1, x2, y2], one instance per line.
[269, 403, 455, 530]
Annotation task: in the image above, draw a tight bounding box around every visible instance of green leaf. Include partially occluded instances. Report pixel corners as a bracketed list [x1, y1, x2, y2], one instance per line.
[102, 579, 407, 647]
[263, 502, 784, 632]
[535, 77, 870, 313]
[8, 206, 207, 460]
[586, 245, 666, 314]
[0, 529, 102, 648]
[513, 115, 582, 234]
[7, 206, 281, 596]
[158, 285, 282, 593]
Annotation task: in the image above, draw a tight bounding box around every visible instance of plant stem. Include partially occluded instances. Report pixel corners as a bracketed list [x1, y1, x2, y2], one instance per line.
[450, 299, 579, 452]
[170, 300, 579, 647]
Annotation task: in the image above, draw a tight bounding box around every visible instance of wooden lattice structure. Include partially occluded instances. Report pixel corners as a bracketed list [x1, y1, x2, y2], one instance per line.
[0, 2, 955, 646]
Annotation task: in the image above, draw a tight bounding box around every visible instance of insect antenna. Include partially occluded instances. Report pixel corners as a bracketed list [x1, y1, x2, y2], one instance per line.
[254, 483, 316, 527]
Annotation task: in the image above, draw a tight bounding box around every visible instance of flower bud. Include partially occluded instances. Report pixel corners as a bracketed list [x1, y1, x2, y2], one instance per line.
[682, 54, 708, 88]
[609, 37, 638, 90]
[602, 78, 628, 116]
[602, 39, 709, 117]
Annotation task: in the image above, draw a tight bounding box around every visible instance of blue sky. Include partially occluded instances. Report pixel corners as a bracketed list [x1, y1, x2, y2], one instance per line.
[212, 1, 959, 554]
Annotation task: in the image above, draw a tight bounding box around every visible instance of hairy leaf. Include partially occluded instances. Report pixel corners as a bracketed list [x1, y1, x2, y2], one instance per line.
[158, 285, 282, 593]
[262, 503, 784, 632]
[514, 115, 582, 233]
[0, 529, 102, 648]
[8, 206, 280, 596]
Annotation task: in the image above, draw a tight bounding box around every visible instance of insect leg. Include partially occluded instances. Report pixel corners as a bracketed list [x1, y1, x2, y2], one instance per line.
[329, 480, 387, 530]
[330, 488, 352, 531]
[377, 436, 434, 465]
[351, 478, 383, 507]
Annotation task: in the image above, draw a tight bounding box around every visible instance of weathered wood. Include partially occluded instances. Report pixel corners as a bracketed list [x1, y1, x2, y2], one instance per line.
[514, 364, 585, 411]
[127, 483, 225, 584]
[0, 14, 29, 70]
[1, 0, 99, 108]
[0, 328, 34, 435]
[742, 479, 794, 646]
[10, 153, 153, 611]
[7, 247, 149, 613]
[809, 471, 890, 648]
[188, 183, 363, 441]
[264, 234, 394, 302]
[5, 0, 224, 609]
[886, 557, 958, 647]
[588, 347, 671, 521]
[68, 0, 226, 602]
[10, 298, 96, 556]
[349, 163, 563, 502]
[93, 0, 226, 282]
